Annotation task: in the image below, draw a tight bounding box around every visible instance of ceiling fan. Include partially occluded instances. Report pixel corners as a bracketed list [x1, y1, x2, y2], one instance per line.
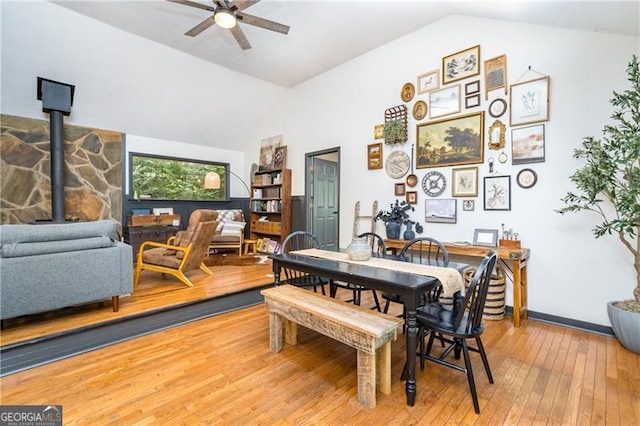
[167, 0, 290, 50]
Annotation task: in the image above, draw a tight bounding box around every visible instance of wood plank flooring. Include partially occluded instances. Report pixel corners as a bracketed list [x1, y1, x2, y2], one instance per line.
[1, 257, 639, 424]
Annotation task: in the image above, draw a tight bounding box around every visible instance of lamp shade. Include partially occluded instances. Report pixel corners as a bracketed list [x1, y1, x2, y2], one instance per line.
[204, 171, 221, 189]
[214, 9, 237, 29]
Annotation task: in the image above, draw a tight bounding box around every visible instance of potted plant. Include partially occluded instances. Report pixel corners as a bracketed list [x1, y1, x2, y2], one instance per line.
[375, 199, 424, 240]
[384, 119, 405, 144]
[557, 55, 640, 354]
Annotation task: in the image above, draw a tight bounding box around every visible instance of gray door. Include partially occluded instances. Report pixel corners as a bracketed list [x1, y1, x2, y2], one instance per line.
[309, 155, 339, 250]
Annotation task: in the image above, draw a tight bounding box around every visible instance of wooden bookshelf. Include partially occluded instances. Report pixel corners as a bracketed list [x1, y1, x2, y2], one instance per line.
[249, 168, 291, 253]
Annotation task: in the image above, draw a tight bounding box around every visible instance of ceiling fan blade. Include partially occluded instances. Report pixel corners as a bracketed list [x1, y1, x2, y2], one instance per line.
[166, 0, 215, 13]
[213, 0, 227, 8]
[185, 16, 216, 37]
[237, 12, 289, 35]
[229, 25, 252, 50]
[229, 0, 261, 13]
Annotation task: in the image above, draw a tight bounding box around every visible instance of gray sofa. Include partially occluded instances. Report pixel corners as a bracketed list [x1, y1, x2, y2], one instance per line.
[0, 220, 133, 320]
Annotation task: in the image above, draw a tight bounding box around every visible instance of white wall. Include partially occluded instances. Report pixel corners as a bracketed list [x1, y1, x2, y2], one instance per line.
[0, 1, 285, 152]
[251, 15, 639, 326]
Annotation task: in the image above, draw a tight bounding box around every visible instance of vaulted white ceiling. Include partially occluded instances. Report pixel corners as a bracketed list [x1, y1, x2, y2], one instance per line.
[54, 1, 640, 88]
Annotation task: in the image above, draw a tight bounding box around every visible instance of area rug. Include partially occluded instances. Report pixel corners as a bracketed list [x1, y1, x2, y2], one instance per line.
[204, 253, 270, 267]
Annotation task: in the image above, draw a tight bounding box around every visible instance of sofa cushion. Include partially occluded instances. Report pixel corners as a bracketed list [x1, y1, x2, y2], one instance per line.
[213, 209, 244, 235]
[220, 221, 245, 237]
[1, 236, 114, 258]
[0, 220, 117, 245]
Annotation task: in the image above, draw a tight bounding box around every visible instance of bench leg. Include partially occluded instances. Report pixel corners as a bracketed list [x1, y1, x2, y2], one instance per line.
[284, 319, 297, 346]
[376, 341, 392, 395]
[357, 350, 376, 408]
[268, 312, 284, 353]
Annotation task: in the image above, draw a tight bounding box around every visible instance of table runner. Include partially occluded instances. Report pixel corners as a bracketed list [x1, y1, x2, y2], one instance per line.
[290, 248, 463, 297]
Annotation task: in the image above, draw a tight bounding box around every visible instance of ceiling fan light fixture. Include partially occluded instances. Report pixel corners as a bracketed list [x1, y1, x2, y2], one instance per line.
[214, 9, 236, 29]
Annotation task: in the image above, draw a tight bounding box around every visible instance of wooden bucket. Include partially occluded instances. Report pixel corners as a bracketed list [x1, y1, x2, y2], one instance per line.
[464, 266, 506, 320]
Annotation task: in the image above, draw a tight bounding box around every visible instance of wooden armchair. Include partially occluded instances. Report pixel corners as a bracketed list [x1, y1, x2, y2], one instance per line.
[133, 210, 218, 288]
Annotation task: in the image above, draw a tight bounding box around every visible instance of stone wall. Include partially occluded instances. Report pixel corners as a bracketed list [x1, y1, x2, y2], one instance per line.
[0, 114, 123, 228]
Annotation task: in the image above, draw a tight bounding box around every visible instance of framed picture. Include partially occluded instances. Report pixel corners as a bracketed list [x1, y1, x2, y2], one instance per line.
[367, 142, 383, 170]
[401, 82, 416, 102]
[425, 199, 457, 224]
[488, 120, 506, 150]
[516, 168, 538, 189]
[374, 124, 384, 139]
[429, 84, 461, 119]
[484, 54, 507, 99]
[412, 100, 428, 120]
[395, 182, 406, 196]
[465, 94, 481, 109]
[510, 76, 550, 126]
[416, 112, 484, 169]
[473, 228, 499, 247]
[511, 124, 545, 164]
[274, 146, 287, 169]
[442, 45, 480, 84]
[259, 134, 283, 171]
[484, 175, 511, 211]
[406, 191, 418, 204]
[462, 199, 475, 211]
[465, 80, 480, 95]
[452, 166, 478, 197]
[417, 69, 440, 94]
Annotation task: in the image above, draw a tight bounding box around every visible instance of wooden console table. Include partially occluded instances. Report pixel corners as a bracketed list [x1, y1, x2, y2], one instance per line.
[385, 239, 530, 327]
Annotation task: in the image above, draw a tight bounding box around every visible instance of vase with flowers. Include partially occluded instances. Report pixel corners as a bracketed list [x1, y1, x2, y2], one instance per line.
[375, 199, 424, 240]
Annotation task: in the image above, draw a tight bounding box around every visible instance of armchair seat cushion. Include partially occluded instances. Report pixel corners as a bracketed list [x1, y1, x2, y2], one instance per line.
[211, 234, 241, 243]
[144, 247, 182, 268]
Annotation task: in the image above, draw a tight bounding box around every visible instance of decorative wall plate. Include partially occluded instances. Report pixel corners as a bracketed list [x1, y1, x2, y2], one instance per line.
[422, 171, 446, 197]
[488, 98, 507, 118]
[516, 168, 538, 188]
[385, 151, 411, 179]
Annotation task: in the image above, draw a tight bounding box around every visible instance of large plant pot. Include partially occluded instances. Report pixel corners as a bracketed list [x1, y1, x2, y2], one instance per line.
[607, 301, 640, 354]
[385, 222, 401, 240]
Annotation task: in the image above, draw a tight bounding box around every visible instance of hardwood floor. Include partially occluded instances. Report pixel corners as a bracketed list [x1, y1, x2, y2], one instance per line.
[1, 259, 639, 424]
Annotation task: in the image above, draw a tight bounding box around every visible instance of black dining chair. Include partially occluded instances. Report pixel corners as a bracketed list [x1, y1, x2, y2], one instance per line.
[279, 231, 330, 295]
[382, 237, 450, 315]
[416, 251, 498, 414]
[331, 232, 385, 310]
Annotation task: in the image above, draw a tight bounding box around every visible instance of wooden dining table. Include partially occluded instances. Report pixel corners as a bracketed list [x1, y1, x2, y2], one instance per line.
[269, 249, 468, 406]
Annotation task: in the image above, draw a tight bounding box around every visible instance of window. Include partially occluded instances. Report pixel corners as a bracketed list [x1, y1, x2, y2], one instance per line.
[129, 152, 227, 201]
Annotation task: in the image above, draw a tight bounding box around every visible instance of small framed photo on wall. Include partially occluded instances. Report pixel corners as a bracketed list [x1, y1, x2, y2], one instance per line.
[484, 175, 511, 210]
[395, 182, 406, 196]
[367, 143, 383, 170]
[406, 191, 418, 205]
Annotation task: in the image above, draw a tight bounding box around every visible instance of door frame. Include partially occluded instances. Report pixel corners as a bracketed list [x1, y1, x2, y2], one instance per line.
[305, 147, 340, 240]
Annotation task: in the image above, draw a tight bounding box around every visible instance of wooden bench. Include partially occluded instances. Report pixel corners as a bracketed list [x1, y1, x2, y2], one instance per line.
[261, 285, 403, 408]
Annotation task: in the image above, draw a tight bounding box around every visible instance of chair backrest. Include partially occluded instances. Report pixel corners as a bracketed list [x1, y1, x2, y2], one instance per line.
[455, 251, 498, 333]
[279, 231, 324, 285]
[179, 209, 218, 271]
[399, 237, 449, 266]
[280, 231, 322, 254]
[357, 232, 387, 256]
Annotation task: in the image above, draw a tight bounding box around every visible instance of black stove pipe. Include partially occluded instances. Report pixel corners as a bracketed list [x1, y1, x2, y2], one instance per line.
[49, 110, 65, 222]
[37, 77, 75, 223]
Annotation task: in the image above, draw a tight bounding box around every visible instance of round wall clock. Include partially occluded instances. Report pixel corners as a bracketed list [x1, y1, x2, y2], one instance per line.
[421, 171, 446, 197]
[488, 98, 507, 118]
[516, 168, 538, 189]
[385, 151, 411, 179]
